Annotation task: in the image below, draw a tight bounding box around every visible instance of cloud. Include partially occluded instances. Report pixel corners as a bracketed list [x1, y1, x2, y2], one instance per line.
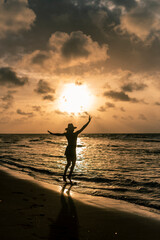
[139, 113, 147, 120]
[119, 0, 160, 41]
[97, 106, 106, 112]
[34, 80, 55, 102]
[155, 102, 160, 106]
[32, 105, 45, 115]
[61, 32, 90, 59]
[121, 82, 147, 92]
[17, 109, 33, 117]
[113, 115, 118, 119]
[32, 106, 41, 112]
[34, 80, 55, 94]
[0, 0, 112, 60]
[49, 31, 108, 62]
[55, 110, 67, 115]
[1, 0, 159, 75]
[25, 0, 111, 47]
[31, 52, 50, 65]
[1, 0, 160, 75]
[120, 107, 125, 112]
[0, 0, 36, 38]
[121, 115, 134, 121]
[0, 67, 28, 87]
[43, 95, 54, 101]
[1, 91, 14, 110]
[106, 102, 115, 108]
[128, 115, 134, 120]
[111, 0, 137, 10]
[104, 90, 139, 102]
[20, 31, 108, 75]
[98, 102, 115, 112]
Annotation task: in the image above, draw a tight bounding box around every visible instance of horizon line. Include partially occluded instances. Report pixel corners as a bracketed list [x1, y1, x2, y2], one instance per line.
[0, 132, 160, 134]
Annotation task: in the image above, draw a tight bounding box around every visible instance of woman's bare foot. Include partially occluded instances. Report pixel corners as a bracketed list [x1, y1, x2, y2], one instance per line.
[67, 175, 72, 183]
[63, 175, 66, 182]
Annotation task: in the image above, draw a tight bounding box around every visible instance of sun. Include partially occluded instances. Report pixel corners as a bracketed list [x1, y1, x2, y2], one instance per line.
[59, 83, 93, 115]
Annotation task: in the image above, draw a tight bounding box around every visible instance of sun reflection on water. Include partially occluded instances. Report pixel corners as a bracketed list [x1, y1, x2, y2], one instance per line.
[76, 137, 86, 173]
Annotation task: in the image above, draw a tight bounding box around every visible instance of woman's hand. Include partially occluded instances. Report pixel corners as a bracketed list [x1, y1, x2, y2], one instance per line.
[88, 115, 92, 122]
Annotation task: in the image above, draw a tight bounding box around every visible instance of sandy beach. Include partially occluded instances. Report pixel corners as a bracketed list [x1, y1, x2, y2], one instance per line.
[0, 167, 160, 240]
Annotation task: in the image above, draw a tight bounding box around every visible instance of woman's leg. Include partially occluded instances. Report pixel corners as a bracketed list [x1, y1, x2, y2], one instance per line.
[68, 158, 76, 180]
[63, 158, 71, 182]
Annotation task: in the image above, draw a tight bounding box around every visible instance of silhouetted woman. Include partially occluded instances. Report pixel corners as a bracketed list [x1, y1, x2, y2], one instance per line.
[48, 116, 91, 182]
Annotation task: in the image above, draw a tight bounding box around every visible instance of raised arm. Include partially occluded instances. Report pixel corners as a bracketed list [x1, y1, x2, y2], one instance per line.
[48, 130, 65, 136]
[75, 116, 91, 135]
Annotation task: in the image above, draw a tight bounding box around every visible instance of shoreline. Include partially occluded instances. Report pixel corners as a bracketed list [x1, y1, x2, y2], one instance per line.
[1, 166, 160, 219]
[0, 166, 160, 240]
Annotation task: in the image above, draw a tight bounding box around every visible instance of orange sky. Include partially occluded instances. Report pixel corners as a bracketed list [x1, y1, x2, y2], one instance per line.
[0, 0, 160, 133]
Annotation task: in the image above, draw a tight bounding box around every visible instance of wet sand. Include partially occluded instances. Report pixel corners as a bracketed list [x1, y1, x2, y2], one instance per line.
[0, 167, 160, 240]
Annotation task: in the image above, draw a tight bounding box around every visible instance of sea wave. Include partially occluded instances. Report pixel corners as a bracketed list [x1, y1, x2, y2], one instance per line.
[83, 133, 160, 142]
[0, 159, 59, 176]
[93, 192, 160, 211]
[17, 144, 31, 148]
[0, 156, 24, 162]
[29, 139, 41, 142]
[44, 140, 66, 145]
[42, 153, 65, 158]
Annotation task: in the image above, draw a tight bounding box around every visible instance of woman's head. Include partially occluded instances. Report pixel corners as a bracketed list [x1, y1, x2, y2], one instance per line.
[65, 123, 77, 132]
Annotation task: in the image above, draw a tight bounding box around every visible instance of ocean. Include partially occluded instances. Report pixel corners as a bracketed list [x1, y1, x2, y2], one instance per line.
[0, 133, 160, 214]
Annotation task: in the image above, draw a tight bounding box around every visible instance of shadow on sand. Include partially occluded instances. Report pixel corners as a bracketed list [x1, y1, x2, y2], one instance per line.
[49, 183, 79, 240]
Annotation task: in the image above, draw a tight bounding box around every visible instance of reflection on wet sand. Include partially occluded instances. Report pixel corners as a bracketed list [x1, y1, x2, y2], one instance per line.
[49, 183, 79, 240]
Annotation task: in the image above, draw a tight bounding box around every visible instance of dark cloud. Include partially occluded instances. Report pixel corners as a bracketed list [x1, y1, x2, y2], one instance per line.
[119, 0, 160, 41]
[104, 90, 139, 102]
[0, 67, 28, 87]
[0, 0, 35, 38]
[27, 0, 111, 47]
[47, 31, 108, 68]
[31, 52, 50, 65]
[61, 31, 89, 59]
[43, 95, 54, 101]
[17, 109, 33, 117]
[121, 82, 147, 92]
[0, 0, 112, 59]
[112, 0, 137, 10]
[1, 0, 160, 73]
[34, 80, 55, 94]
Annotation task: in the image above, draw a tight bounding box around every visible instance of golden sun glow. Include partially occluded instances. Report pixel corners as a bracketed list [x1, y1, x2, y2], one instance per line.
[59, 83, 93, 115]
